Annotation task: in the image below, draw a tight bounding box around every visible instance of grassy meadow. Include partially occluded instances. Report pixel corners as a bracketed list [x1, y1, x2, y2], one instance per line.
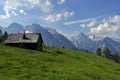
[0, 44, 120, 80]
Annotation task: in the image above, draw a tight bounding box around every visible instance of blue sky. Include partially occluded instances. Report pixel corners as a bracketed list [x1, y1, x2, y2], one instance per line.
[0, 0, 120, 38]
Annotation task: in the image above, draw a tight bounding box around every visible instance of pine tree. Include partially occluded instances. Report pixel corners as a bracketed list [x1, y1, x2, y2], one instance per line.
[85, 50, 88, 53]
[0, 31, 8, 42]
[0, 29, 2, 42]
[96, 48, 102, 56]
[103, 47, 112, 59]
[4, 31, 8, 37]
[113, 53, 120, 63]
[0, 29, 2, 35]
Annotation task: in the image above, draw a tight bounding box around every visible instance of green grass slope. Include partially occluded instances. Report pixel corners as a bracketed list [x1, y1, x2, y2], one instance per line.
[0, 44, 120, 80]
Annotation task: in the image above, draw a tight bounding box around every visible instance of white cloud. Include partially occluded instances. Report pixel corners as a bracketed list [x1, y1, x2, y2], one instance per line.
[0, 0, 54, 20]
[45, 14, 62, 22]
[11, 11, 18, 16]
[19, 10, 27, 15]
[58, 0, 65, 4]
[4, 0, 53, 13]
[80, 19, 96, 28]
[38, 0, 53, 12]
[3, 0, 22, 18]
[90, 15, 120, 38]
[0, 15, 7, 20]
[44, 11, 74, 22]
[64, 17, 98, 25]
[87, 20, 96, 27]
[80, 24, 86, 28]
[64, 11, 74, 19]
[56, 14, 63, 21]
[0, 11, 11, 20]
[64, 17, 97, 28]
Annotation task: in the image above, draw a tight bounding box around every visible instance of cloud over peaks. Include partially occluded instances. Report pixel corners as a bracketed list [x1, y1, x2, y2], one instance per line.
[90, 15, 120, 38]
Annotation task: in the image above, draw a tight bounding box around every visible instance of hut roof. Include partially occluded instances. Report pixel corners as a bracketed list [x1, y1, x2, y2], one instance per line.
[4, 33, 42, 44]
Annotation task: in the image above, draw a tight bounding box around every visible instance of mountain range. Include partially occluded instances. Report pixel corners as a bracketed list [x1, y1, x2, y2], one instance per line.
[70, 33, 120, 54]
[0, 23, 76, 50]
[0, 22, 120, 54]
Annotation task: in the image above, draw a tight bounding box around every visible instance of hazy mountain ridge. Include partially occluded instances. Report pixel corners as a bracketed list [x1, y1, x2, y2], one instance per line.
[70, 33, 120, 54]
[6, 23, 25, 34]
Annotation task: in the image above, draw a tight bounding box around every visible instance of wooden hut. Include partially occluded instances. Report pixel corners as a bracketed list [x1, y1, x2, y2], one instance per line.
[4, 33, 43, 51]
